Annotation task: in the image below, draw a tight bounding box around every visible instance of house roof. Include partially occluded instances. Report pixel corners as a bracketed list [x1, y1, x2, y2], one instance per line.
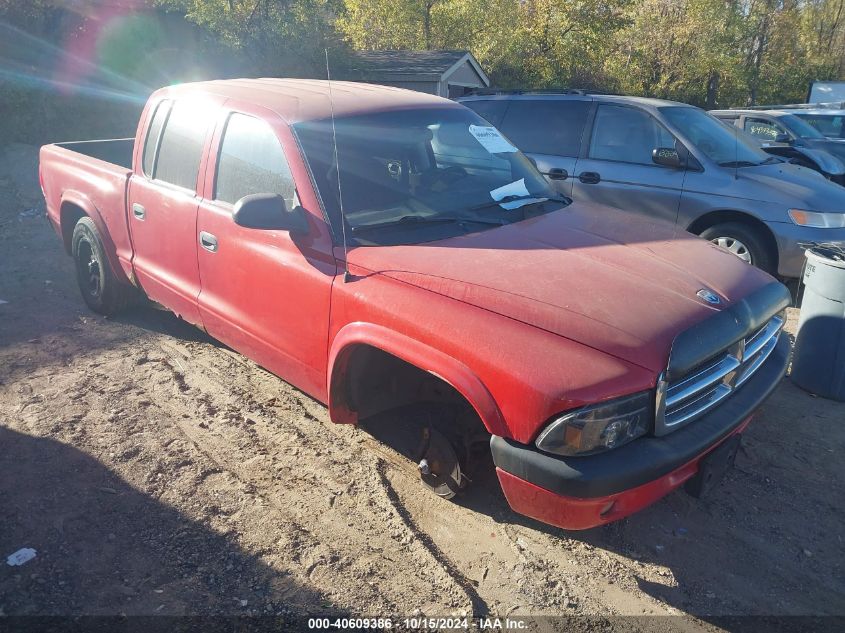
[344, 50, 489, 85]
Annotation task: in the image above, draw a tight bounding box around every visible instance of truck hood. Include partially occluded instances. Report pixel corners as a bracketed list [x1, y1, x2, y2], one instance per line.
[347, 203, 774, 373]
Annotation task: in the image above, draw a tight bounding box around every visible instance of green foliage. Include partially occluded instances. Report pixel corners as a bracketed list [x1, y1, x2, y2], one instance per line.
[337, 0, 845, 106]
[3, 0, 845, 109]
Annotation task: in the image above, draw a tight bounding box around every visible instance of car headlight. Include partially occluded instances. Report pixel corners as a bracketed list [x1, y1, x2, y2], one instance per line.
[535, 391, 652, 457]
[788, 209, 845, 228]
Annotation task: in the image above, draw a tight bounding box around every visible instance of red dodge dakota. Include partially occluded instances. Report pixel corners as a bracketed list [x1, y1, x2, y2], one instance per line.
[39, 79, 791, 530]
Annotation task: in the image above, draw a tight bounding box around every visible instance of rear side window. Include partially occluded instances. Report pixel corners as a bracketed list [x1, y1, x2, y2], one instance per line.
[462, 100, 509, 127]
[141, 100, 170, 176]
[498, 100, 589, 157]
[214, 113, 296, 207]
[589, 104, 675, 165]
[153, 101, 214, 191]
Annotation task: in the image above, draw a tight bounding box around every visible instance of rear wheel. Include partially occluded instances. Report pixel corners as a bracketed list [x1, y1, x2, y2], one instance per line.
[71, 217, 136, 315]
[699, 222, 775, 275]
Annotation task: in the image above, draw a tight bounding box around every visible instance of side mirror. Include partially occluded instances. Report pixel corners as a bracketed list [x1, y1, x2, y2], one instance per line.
[233, 193, 309, 234]
[774, 132, 791, 144]
[652, 147, 684, 169]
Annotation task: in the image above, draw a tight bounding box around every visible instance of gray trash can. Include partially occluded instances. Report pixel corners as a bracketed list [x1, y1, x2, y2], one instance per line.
[792, 244, 845, 401]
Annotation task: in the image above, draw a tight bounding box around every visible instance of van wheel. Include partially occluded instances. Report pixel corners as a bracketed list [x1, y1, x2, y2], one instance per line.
[699, 222, 775, 274]
[71, 217, 136, 315]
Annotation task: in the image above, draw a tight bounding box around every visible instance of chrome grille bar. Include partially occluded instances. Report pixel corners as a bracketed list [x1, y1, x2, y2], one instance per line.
[656, 313, 784, 435]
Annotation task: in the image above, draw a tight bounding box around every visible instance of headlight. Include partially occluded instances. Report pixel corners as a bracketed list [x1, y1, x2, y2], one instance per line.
[535, 391, 652, 457]
[788, 209, 845, 228]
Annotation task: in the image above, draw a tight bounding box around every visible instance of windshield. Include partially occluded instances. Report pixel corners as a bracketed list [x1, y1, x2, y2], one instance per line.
[794, 113, 845, 139]
[294, 107, 563, 245]
[661, 106, 772, 166]
[781, 114, 825, 139]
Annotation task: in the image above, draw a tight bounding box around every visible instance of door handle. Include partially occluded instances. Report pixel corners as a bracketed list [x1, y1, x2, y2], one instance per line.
[199, 231, 218, 252]
[547, 168, 568, 180]
[578, 171, 601, 184]
[132, 203, 145, 220]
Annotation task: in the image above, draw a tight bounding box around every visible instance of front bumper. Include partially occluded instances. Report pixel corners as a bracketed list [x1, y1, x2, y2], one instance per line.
[491, 335, 790, 530]
[768, 221, 845, 278]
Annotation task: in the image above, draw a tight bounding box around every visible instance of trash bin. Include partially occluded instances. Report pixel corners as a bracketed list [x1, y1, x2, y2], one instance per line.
[791, 244, 845, 401]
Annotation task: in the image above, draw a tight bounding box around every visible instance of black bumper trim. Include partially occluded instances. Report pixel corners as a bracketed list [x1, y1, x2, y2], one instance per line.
[491, 335, 790, 499]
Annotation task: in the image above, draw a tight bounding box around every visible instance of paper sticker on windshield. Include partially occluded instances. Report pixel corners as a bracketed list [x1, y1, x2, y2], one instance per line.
[469, 125, 518, 154]
[489, 178, 547, 210]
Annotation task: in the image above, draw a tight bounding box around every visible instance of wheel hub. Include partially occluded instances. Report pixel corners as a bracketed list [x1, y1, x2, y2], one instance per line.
[711, 236, 753, 264]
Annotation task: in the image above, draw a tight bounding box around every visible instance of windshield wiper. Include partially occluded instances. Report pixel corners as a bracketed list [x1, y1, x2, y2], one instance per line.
[717, 160, 763, 168]
[468, 194, 568, 212]
[350, 214, 506, 234]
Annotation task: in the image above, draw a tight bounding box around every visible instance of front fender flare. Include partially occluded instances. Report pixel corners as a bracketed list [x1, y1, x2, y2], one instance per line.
[327, 322, 508, 437]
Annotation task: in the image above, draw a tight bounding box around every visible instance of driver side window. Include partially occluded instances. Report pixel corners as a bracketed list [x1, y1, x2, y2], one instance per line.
[744, 118, 785, 142]
[215, 113, 297, 209]
[589, 104, 675, 165]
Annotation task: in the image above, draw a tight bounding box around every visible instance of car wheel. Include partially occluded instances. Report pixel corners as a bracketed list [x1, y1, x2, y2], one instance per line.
[71, 216, 136, 315]
[699, 222, 775, 274]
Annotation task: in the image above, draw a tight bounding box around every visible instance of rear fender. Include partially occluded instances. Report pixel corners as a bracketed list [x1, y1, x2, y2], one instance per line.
[328, 322, 508, 437]
[60, 190, 132, 286]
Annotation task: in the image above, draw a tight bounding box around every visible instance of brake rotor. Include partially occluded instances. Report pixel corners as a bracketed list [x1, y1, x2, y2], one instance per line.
[417, 426, 465, 500]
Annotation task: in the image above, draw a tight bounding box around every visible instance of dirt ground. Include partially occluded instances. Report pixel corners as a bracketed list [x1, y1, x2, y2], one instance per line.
[0, 142, 843, 628]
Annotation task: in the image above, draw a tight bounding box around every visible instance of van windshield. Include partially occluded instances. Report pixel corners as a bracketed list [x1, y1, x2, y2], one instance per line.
[294, 107, 564, 245]
[781, 114, 825, 139]
[661, 107, 772, 166]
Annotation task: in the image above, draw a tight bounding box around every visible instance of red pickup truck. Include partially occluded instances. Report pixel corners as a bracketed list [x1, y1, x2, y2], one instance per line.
[39, 79, 791, 530]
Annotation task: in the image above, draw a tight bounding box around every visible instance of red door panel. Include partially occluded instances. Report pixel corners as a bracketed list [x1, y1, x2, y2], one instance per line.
[128, 177, 202, 324]
[195, 103, 337, 400]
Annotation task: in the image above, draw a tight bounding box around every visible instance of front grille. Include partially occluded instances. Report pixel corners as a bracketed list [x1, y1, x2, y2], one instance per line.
[655, 313, 785, 435]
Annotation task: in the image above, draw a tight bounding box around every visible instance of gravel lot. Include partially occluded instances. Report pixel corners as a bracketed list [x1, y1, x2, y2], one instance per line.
[1, 143, 843, 628]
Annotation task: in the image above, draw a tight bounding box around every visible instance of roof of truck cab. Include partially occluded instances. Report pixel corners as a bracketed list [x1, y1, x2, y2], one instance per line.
[155, 78, 461, 123]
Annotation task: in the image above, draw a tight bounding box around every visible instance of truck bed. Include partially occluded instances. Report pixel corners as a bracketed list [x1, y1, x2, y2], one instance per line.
[53, 138, 135, 170]
[39, 139, 137, 286]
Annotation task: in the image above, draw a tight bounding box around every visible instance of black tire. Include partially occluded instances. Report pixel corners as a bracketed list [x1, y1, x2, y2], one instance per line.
[71, 216, 136, 315]
[699, 222, 776, 275]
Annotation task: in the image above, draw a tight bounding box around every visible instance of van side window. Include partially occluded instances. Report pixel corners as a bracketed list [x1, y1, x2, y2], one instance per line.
[498, 101, 589, 157]
[153, 100, 215, 192]
[463, 100, 509, 127]
[589, 105, 676, 165]
[215, 113, 296, 208]
[141, 100, 170, 177]
[744, 118, 784, 141]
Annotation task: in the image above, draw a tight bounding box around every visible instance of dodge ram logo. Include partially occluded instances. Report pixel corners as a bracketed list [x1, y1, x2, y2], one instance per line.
[697, 289, 722, 305]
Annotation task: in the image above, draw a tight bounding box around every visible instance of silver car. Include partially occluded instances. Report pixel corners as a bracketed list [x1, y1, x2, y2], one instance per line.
[459, 92, 845, 278]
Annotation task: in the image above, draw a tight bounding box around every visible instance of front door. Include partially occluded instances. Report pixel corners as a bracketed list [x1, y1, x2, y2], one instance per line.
[128, 97, 220, 325]
[571, 103, 686, 225]
[195, 107, 336, 399]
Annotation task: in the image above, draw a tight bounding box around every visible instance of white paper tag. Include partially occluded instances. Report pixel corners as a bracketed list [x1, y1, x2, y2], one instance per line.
[488, 178, 547, 210]
[490, 178, 530, 201]
[469, 125, 518, 154]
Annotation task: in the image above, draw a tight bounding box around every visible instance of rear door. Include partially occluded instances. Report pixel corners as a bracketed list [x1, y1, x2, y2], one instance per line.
[195, 105, 336, 399]
[128, 97, 221, 325]
[571, 103, 685, 225]
[496, 99, 591, 196]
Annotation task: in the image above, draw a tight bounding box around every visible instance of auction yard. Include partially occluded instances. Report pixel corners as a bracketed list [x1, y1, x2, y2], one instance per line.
[1, 141, 843, 625]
